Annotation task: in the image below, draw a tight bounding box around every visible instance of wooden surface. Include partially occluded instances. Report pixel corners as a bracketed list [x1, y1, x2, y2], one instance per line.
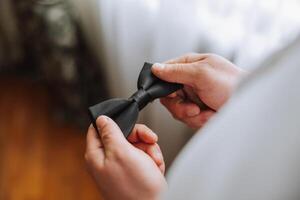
[0, 77, 102, 200]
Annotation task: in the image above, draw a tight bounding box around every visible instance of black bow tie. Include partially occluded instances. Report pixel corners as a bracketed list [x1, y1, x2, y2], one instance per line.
[88, 62, 183, 137]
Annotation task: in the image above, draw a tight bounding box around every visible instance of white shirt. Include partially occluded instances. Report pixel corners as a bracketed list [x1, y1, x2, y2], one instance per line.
[163, 37, 300, 200]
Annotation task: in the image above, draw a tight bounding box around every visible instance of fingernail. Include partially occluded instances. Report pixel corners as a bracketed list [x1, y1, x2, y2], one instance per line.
[153, 63, 165, 70]
[99, 115, 109, 122]
[151, 131, 158, 142]
[153, 146, 162, 159]
[187, 108, 200, 117]
[155, 151, 163, 161]
[97, 115, 108, 129]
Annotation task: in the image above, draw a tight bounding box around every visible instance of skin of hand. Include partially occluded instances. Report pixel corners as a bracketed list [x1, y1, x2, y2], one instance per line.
[85, 116, 167, 200]
[152, 53, 247, 128]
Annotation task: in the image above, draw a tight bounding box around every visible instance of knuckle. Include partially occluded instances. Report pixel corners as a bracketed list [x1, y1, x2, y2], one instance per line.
[205, 53, 219, 62]
[184, 52, 199, 62]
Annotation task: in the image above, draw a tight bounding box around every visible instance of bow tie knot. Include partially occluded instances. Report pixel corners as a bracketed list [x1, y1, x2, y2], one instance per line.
[130, 89, 151, 110]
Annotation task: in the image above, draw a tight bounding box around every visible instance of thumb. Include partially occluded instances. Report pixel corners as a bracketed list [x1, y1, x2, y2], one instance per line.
[152, 62, 197, 85]
[96, 115, 128, 152]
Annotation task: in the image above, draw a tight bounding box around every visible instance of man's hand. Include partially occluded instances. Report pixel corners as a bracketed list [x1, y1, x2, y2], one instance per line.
[85, 116, 166, 200]
[152, 53, 246, 128]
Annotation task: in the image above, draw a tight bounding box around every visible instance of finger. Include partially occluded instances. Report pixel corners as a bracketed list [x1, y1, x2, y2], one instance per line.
[133, 143, 164, 167]
[152, 62, 197, 85]
[159, 161, 166, 175]
[160, 96, 201, 119]
[183, 110, 215, 128]
[164, 53, 209, 64]
[127, 124, 158, 144]
[151, 144, 165, 174]
[86, 124, 103, 151]
[133, 143, 165, 174]
[85, 124, 105, 166]
[96, 116, 128, 152]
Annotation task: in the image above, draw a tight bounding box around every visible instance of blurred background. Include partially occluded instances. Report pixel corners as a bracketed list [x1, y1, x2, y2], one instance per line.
[1, 0, 300, 199]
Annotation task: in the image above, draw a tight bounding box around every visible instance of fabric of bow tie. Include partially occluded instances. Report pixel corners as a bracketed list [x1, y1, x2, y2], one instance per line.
[88, 62, 183, 137]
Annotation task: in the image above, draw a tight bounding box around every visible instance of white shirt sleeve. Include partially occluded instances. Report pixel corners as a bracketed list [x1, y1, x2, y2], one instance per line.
[163, 37, 300, 200]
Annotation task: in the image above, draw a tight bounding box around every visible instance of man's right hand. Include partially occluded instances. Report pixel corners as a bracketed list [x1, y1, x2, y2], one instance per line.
[152, 53, 247, 128]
